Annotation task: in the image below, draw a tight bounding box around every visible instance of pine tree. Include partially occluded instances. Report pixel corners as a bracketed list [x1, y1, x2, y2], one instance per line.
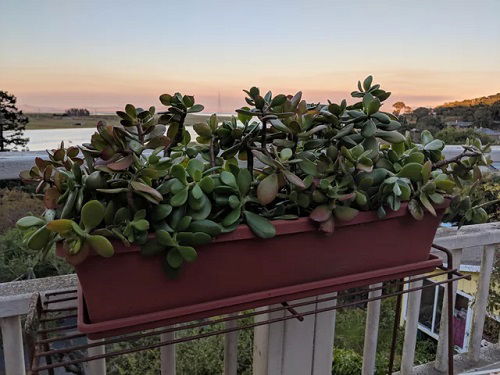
[0, 91, 29, 151]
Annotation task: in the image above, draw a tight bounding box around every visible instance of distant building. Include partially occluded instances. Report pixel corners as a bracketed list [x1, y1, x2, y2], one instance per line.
[477, 127, 500, 141]
[446, 120, 473, 128]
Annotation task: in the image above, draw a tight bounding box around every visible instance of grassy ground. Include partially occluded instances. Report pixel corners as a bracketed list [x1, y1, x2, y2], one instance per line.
[25, 113, 233, 129]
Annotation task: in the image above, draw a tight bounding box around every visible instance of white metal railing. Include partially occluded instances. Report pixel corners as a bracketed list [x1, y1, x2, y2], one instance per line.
[1, 223, 498, 374]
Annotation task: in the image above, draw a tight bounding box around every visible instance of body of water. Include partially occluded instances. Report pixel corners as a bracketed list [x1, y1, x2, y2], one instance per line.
[17, 128, 500, 169]
[23, 127, 198, 151]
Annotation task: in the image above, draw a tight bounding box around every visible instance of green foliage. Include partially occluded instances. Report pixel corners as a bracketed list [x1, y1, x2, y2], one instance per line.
[435, 127, 495, 145]
[0, 227, 72, 282]
[439, 93, 500, 108]
[0, 91, 29, 151]
[16, 76, 491, 277]
[107, 318, 254, 375]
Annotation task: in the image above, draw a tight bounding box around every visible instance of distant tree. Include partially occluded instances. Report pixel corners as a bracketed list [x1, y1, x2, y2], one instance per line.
[415, 115, 444, 132]
[392, 101, 406, 116]
[0, 91, 29, 152]
[435, 127, 495, 145]
[64, 108, 90, 116]
[473, 107, 493, 128]
[412, 107, 430, 120]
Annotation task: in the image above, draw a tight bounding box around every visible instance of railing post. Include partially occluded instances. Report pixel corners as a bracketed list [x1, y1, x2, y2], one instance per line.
[435, 247, 463, 372]
[84, 338, 106, 375]
[160, 330, 176, 375]
[0, 315, 26, 375]
[252, 294, 337, 375]
[468, 244, 496, 362]
[400, 276, 423, 375]
[362, 283, 382, 375]
[224, 316, 239, 375]
[312, 292, 337, 375]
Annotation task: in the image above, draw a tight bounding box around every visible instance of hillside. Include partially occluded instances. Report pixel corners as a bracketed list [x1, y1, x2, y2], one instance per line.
[439, 93, 500, 108]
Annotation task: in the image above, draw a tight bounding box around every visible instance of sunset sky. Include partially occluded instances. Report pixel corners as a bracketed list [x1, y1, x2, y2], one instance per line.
[1, 0, 500, 113]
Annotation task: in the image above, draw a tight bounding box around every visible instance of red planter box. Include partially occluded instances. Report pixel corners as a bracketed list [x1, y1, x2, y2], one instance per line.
[65, 202, 448, 336]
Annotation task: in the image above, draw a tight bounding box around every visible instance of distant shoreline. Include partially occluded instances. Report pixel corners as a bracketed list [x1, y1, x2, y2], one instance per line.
[25, 113, 233, 130]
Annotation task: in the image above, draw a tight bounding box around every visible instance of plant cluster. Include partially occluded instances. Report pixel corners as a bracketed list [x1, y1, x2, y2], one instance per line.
[16, 77, 491, 276]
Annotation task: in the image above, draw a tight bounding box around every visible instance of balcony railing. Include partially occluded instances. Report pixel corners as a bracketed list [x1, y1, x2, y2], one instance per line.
[1, 222, 498, 374]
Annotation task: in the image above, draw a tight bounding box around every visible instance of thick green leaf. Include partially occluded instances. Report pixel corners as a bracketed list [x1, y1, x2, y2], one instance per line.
[157, 230, 176, 246]
[171, 164, 187, 184]
[419, 193, 436, 216]
[132, 219, 149, 231]
[397, 163, 423, 182]
[153, 204, 172, 221]
[87, 235, 114, 257]
[167, 249, 183, 268]
[81, 200, 105, 231]
[334, 206, 359, 221]
[170, 188, 189, 207]
[243, 211, 276, 239]
[408, 199, 424, 220]
[237, 168, 252, 196]
[189, 220, 222, 236]
[191, 184, 203, 200]
[177, 245, 198, 262]
[199, 176, 215, 193]
[222, 207, 241, 227]
[257, 173, 279, 205]
[27, 225, 51, 250]
[17, 216, 45, 229]
[220, 171, 238, 189]
[424, 139, 444, 151]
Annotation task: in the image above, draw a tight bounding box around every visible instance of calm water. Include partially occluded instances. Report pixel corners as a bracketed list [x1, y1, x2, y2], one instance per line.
[24, 127, 198, 151]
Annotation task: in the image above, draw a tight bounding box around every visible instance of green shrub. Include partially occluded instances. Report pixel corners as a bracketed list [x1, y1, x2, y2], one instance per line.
[0, 227, 72, 282]
[435, 127, 496, 145]
[332, 348, 363, 374]
[107, 319, 254, 374]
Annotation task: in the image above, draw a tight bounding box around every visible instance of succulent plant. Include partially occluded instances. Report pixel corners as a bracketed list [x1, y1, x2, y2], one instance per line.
[16, 76, 492, 277]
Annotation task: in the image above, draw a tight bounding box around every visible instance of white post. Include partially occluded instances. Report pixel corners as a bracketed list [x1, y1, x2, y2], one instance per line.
[160, 330, 176, 375]
[400, 277, 423, 375]
[312, 292, 337, 375]
[84, 338, 106, 375]
[435, 247, 463, 372]
[224, 316, 239, 375]
[0, 315, 26, 375]
[362, 283, 382, 375]
[252, 294, 337, 375]
[468, 244, 496, 362]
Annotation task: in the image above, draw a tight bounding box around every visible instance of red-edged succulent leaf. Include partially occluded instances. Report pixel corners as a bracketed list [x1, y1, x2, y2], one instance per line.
[131, 181, 162, 202]
[319, 217, 335, 234]
[282, 169, 306, 189]
[43, 187, 59, 209]
[309, 205, 332, 222]
[107, 155, 133, 171]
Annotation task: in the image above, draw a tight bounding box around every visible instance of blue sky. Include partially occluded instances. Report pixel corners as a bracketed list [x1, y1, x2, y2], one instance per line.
[1, 0, 499, 112]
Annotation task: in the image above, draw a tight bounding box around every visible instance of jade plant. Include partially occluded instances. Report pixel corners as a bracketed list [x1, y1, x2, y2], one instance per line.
[16, 77, 492, 277]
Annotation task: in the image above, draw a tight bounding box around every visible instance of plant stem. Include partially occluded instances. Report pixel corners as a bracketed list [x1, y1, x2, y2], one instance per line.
[432, 150, 482, 169]
[209, 138, 216, 168]
[247, 144, 254, 177]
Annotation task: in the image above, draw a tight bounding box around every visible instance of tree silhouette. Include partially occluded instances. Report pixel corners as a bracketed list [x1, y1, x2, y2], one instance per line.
[0, 91, 29, 151]
[392, 101, 406, 116]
